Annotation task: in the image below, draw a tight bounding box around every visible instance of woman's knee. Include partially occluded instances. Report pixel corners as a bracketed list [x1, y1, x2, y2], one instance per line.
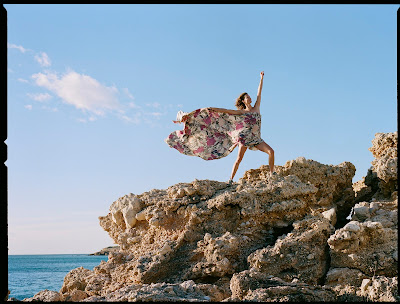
[269, 148, 274, 156]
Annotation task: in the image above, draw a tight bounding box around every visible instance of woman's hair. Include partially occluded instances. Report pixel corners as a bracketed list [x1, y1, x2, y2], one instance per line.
[235, 92, 248, 110]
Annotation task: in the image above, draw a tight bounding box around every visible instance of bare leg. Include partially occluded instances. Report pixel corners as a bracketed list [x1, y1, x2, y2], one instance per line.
[230, 144, 247, 181]
[255, 141, 275, 173]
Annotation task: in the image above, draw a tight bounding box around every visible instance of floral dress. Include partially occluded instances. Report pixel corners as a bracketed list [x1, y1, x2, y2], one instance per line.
[165, 108, 265, 160]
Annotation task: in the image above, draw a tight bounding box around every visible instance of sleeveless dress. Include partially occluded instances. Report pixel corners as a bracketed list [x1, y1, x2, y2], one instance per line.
[165, 108, 265, 160]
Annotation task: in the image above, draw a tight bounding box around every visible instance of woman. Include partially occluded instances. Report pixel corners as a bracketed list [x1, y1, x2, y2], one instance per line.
[165, 71, 275, 184]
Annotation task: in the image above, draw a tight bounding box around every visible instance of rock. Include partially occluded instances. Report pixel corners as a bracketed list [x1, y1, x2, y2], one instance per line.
[22, 290, 62, 302]
[241, 157, 356, 225]
[368, 132, 398, 198]
[325, 267, 368, 287]
[328, 219, 397, 277]
[25, 131, 398, 302]
[61, 289, 88, 302]
[90, 245, 119, 255]
[227, 269, 336, 301]
[247, 214, 334, 285]
[83, 281, 226, 302]
[59, 267, 93, 294]
[357, 276, 399, 302]
[109, 194, 143, 229]
[322, 207, 337, 226]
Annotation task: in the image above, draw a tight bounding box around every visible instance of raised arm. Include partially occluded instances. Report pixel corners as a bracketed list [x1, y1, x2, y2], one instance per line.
[253, 71, 264, 111]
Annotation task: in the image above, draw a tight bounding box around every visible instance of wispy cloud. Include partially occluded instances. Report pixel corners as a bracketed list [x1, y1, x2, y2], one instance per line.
[27, 92, 52, 102]
[34, 52, 51, 67]
[41, 105, 58, 112]
[32, 70, 121, 116]
[24, 105, 33, 110]
[146, 102, 161, 108]
[120, 113, 141, 124]
[149, 112, 163, 118]
[123, 88, 135, 100]
[7, 43, 29, 53]
[18, 78, 29, 83]
[128, 101, 140, 109]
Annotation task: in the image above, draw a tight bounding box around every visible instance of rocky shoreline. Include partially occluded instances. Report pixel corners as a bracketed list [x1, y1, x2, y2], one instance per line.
[89, 246, 120, 256]
[17, 132, 398, 302]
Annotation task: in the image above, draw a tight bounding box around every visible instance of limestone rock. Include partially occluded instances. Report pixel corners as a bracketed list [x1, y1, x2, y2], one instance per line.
[62, 289, 88, 302]
[96, 173, 324, 288]
[241, 157, 356, 224]
[227, 269, 336, 302]
[248, 214, 334, 285]
[368, 132, 398, 198]
[23, 131, 397, 302]
[109, 193, 143, 229]
[59, 267, 93, 294]
[325, 267, 368, 288]
[328, 220, 397, 277]
[83, 280, 226, 302]
[357, 276, 399, 302]
[22, 290, 62, 302]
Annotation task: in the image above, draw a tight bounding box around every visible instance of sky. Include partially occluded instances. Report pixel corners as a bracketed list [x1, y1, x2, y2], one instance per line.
[5, 4, 398, 255]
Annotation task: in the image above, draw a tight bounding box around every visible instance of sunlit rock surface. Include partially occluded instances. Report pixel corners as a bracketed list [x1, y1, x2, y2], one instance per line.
[20, 132, 398, 302]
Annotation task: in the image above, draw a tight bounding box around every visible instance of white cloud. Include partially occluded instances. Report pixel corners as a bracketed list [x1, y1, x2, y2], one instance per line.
[146, 102, 161, 108]
[24, 105, 32, 110]
[41, 105, 58, 112]
[31, 70, 121, 116]
[123, 88, 135, 100]
[18, 78, 29, 83]
[34, 52, 51, 67]
[128, 101, 140, 109]
[150, 112, 162, 118]
[27, 92, 52, 102]
[119, 112, 141, 124]
[7, 43, 28, 53]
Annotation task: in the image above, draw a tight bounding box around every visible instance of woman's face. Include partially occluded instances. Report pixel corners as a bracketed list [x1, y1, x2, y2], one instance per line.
[243, 94, 252, 107]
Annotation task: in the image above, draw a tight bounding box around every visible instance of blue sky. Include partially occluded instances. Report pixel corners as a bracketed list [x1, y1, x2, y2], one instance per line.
[6, 4, 398, 254]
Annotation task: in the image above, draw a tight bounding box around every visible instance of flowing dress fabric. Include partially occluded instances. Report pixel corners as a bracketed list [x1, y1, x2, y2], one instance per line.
[165, 108, 265, 160]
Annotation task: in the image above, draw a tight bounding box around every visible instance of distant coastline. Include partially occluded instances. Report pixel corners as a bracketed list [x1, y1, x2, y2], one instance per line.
[89, 245, 120, 256]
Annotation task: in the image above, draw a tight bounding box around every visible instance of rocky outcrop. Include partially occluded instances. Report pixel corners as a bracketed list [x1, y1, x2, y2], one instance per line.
[89, 245, 120, 256]
[324, 132, 398, 302]
[21, 132, 398, 302]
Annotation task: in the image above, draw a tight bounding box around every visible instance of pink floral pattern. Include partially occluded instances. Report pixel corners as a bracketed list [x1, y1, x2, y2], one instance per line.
[165, 108, 265, 160]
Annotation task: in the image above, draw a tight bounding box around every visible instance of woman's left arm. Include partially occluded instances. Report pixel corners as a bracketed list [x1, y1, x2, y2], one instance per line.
[253, 71, 264, 111]
[208, 107, 245, 115]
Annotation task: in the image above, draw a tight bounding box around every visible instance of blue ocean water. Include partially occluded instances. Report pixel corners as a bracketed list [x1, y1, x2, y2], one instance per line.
[8, 254, 108, 301]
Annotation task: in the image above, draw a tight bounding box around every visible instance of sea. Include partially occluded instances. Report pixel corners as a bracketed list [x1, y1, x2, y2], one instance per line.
[8, 254, 109, 301]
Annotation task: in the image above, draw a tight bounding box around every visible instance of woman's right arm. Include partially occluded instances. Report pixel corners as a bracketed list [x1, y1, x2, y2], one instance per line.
[207, 107, 244, 115]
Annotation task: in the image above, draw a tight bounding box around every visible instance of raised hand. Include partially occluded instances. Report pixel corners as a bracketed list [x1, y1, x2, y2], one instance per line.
[260, 71, 264, 79]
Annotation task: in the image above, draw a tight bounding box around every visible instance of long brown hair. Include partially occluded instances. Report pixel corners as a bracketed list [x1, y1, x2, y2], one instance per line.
[235, 92, 248, 110]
